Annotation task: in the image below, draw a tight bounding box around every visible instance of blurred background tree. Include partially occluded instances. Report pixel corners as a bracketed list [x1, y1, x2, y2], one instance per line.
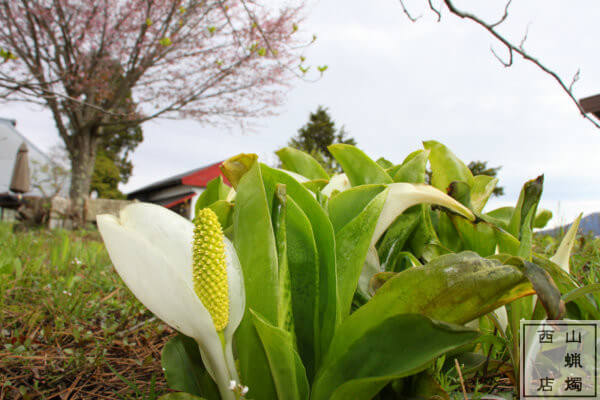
[468, 160, 504, 197]
[288, 106, 356, 173]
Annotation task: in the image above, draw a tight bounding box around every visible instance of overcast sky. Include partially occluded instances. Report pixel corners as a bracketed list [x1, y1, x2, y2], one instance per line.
[4, 0, 600, 228]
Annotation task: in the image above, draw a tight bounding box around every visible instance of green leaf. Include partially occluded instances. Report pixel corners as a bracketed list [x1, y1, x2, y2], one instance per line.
[388, 149, 429, 184]
[507, 175, 544, 238]
[470, 175, 498, 214]
[328, 144, 393, 186]
[328, 185, 387, 233]
[260, 165, 339, 371]
[161, 334, 219, 399]
[533, 255, 600, 320]
[194, 176, 232, 215]
[311, 314, 479, 400]
[251, 310, 310, 400]
[533, 209, 553, 229]
[485, 207, 514, 231]
[159, 394, 206, 400]
[232, 161, 279, 400]
[221, 153, 258, 188]
[356, 252, 534, 326]
[501, 256, 565, 320]
[563, 284, 600, 303]
[302, 179, 328, 194]
[271, 184, 294, 333]
[377, 207, 421, 271]
[336, 189, 388, 316]
[446, 181, 472, 209]
[276, 147, 329, 180]
[206, 200, 233, 230]
[376, 157, 394, 169]
[423, 140, 474, 191]
[450, 215, 496, 257]
[284, 195, 319, 378]
[517, 207, 536, 260]
[433, 211, 463, 253]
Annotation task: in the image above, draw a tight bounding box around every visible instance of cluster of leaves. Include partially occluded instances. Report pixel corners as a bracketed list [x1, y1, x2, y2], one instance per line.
[160, 141, 598, 400]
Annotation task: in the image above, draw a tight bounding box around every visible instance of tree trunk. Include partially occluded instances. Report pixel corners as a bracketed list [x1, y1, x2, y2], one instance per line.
[68, 131, 99, 227]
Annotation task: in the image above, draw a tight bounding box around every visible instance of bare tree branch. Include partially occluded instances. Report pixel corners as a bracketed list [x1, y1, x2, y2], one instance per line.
[398, 0, 600, 129]
[398, 0, 421, 22]
[428, 0, 441, 22]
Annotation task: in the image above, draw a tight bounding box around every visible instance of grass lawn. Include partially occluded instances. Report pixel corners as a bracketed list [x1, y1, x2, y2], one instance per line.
[0, 221, 598, 399]
[0, 223, 173, 399]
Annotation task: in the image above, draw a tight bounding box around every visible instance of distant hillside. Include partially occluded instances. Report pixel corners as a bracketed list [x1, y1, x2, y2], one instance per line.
[540, 212, 600, 237]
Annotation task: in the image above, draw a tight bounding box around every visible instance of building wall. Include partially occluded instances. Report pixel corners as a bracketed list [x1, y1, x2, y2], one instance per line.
[0, 118, 55, 196]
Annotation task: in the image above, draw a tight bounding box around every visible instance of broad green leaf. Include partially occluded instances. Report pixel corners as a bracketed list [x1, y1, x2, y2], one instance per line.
[194, 176, 232, 216]
[388, 149, 429, 184]
[251, 310, 310, 400]
[221, 153, 258, 188]
[232, 161, 279, 400]
[498, 256, 565, 320]
[450, 215, 496, 257]
[161, 334, 219, 400]
[260, 165, 339, 368]
[434, 211, 463, 253]
[328, 185, 387, 233]
[407, 205, 443, 260]
[423, 140, 474, 191]
[563, 284, 600, 303]
[376, 156, 394, 169]
[485, 207, 514, 230]
[311, 314, 479, 400]
[336, 189, 388, 316]
[276, 146, 329, 180]
[206, 200, 233, 230]
[328, 144, 393, 186]
[492, 224, 520, 255]
[406, 371, 450, 400]
[356, 252, 534, 326]
[507, 175, 543, 238]
[533, 209, 553, 229]
[377, 208, 421, 271]
[447, 181, 473, 209]
[302, 179, 328, 194]
[285, 195, 319, 378]
[271, 185, 294, 333]
[533, 255, 600, 320]
[470, 175, 498, 214]
[550, 213, 582, 273]
[517, 207, 536, 260]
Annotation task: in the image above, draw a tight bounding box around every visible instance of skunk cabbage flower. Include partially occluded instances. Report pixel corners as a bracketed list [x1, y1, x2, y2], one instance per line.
[97, 203, 244, 400]
[321, 173, 351, 197]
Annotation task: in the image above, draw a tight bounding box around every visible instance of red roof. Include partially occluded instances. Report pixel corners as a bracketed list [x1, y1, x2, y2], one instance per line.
[181, 162, 230, 187]
[127, 161, 230, 200]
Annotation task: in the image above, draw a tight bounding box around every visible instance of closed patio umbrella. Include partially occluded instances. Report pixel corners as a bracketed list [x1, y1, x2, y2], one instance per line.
[10, 142, 30, 194]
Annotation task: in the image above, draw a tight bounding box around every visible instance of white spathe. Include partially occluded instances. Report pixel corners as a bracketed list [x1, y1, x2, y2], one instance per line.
[370, 183, 475, 248]
[321, 173, 351, 196]
[550, 213, 583, 273]
[97, 203, 244, 400]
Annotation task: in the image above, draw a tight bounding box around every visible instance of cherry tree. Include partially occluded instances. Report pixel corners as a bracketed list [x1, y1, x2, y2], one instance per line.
[0, 0, 306, 222]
